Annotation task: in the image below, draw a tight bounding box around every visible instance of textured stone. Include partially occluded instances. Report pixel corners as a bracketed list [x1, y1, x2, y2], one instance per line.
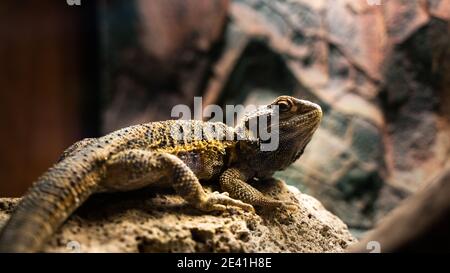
[0, 181, 356, 253]
[202, 0, 450, 233]
[100, 0, 230, 131]
[95, 0, 449, 235]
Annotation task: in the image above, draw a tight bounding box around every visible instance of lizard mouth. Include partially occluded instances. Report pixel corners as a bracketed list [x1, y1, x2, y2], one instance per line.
[279, 107, 322, 129]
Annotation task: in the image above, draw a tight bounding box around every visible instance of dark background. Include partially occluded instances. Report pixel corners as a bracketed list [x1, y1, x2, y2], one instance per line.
[0, 1, 100, 196]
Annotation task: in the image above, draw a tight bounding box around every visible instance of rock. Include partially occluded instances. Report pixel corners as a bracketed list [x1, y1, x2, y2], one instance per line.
[99, 0, 230, 131]
[349, 166, 450, 252]
[0, 180, 355, 253]
[94, 0, 449, 235]
[201, 0, 450, 233]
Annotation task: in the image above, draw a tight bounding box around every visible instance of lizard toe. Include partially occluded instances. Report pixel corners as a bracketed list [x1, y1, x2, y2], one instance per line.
[282, 201, 300, 211]
[211, 204, 227, 211]
[205, 192, 255, 213]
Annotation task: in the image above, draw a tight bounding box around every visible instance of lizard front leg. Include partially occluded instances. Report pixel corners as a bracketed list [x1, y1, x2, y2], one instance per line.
[102, 149, 254, 212]
[220, 168, 298, 210]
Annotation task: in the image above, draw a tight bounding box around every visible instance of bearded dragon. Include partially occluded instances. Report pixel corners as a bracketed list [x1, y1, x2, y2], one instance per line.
[0, 96, 322, 252]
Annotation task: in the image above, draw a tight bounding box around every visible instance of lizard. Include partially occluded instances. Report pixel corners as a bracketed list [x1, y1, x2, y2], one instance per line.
[0, 95, 322, 252]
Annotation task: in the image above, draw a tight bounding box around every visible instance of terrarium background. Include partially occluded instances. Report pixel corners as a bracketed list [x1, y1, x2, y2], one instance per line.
[0, 0, 449, 235]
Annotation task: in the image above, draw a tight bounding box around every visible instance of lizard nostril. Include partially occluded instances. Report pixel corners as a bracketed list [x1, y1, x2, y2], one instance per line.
[298, 100, 321, 115]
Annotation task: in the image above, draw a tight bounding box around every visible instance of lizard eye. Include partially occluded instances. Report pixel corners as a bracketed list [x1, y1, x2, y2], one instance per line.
[277, 100, 291, 112]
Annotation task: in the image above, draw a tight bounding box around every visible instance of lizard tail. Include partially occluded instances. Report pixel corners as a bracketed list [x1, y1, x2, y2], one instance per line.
[0, 157, 103, 252]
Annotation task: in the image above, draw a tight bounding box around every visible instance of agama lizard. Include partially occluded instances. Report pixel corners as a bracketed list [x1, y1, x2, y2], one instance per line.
[0, 96, 322, 252]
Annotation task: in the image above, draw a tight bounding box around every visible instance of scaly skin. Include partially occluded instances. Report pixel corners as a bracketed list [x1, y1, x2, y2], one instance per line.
[0, 96, 322, 252]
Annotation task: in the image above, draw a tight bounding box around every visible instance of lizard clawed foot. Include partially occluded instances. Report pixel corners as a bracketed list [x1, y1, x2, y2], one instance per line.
[281, 201, 300, 211]
[198, 192, 255, 213]
[267, 200, 299, 211]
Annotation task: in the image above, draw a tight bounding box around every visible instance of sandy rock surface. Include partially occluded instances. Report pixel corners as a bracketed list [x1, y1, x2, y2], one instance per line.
[0, 180, 355, 253]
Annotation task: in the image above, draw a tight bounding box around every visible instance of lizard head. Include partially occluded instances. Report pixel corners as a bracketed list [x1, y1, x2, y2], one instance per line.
[236, 95, 322, 176]
[272, 95, 322, 161]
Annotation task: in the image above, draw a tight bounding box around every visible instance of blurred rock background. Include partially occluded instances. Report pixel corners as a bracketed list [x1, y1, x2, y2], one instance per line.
[0, 0, 449, 236]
